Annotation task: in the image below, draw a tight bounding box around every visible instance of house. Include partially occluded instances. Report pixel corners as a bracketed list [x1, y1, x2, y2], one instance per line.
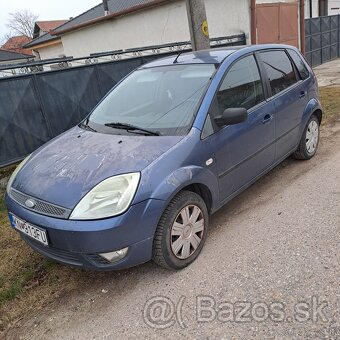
[24, 20, 68, 60]
[1, 36, 33, 55]
[49, 0, 250, 58]
[47, 0, 304, 58]
[0, 49, 34, 68]
[33, 20, 68, 38]
[24, 0, 340, 60]
[305, 0, 340, 18]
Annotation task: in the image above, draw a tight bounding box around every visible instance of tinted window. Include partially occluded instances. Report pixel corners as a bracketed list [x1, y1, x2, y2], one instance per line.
[260, 50, 298, 96]
[287, 49, 309, 80]
[215, 55, 264, 113]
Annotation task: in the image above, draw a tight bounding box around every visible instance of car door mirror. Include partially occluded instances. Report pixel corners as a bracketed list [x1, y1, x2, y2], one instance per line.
[214, 108, 248, 127]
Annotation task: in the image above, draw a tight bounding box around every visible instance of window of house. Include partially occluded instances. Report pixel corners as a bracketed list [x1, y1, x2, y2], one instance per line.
[260, 50, 298, 96]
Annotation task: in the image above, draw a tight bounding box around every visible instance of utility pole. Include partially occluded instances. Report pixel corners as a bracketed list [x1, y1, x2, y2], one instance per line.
[186, 0, 210, 51]
[103, 0, 109, 16]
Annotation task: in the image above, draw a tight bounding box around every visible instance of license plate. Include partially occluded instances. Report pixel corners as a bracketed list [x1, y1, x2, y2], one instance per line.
[9, 213, 49, 246]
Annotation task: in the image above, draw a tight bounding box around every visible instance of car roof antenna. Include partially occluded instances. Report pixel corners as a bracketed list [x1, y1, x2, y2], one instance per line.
[173, 51, 182, 64]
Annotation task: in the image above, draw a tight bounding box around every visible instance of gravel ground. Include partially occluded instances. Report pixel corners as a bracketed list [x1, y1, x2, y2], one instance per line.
[5, 123, 340, 340]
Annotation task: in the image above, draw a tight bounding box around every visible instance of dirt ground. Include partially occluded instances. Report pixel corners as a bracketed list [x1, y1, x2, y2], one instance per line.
[1, 62, 340, 339]
[1, 115, 339, 340]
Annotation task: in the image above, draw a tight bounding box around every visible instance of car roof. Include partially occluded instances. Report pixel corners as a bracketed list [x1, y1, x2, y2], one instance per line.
[141, 44, 299, 68]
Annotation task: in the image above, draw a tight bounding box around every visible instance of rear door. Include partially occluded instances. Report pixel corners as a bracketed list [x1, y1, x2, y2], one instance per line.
[258, 50, 308, 160]
[203, 54, 276, 203]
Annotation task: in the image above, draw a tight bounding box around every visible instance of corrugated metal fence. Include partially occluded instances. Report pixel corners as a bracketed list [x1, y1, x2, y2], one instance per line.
[305, 14, 340, 67]
[0, 56, 158, 168]
[0, 35, 246, 168]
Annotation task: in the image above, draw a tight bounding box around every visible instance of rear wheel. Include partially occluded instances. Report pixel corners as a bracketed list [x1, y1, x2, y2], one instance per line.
[293, 115, 320, 160]
[152, 191, 208, 270]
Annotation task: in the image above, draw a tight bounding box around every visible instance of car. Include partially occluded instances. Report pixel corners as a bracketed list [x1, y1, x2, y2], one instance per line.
[5, 44, 322, 271]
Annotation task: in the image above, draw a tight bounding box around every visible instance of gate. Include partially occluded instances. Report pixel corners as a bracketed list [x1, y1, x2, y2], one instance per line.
[256, 2, 299, 48]
[305, 15, 340, 67]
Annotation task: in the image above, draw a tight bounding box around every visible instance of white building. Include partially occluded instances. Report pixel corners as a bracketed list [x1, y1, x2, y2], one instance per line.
[51, 0, 250, 58]
[24, 20, 67, 60]
[305, 0, 340, 18]
[25, 0, 340, 60]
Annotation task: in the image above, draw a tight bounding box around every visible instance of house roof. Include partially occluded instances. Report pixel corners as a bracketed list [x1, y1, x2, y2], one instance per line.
[26, 20, 68, 48]
[52, 0, 168, 35]
[24, 32, 60, 48]
[1, 36, 33, 55]
[35, 20, 68, 33]
[25, 0, 168, 49]
[0, 49, 34, 62]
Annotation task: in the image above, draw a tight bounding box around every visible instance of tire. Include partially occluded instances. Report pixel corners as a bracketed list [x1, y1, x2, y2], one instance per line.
[293, 115, 320, 160]
[152, 190, 209, 270]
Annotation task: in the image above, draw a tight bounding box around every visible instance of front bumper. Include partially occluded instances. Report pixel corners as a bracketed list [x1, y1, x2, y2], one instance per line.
[5, 194, 166, 270]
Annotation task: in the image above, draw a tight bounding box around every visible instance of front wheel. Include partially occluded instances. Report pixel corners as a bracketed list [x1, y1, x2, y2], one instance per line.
[293, 115, 320, 160]
[152, 191, 208, 270]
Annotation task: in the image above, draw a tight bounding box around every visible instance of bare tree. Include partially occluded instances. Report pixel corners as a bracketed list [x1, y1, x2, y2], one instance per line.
[0, 32, 12, 46]
[6, 10, 38, 38]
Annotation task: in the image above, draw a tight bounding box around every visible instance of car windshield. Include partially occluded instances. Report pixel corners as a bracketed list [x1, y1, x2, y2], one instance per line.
[88, 64, 216, 136]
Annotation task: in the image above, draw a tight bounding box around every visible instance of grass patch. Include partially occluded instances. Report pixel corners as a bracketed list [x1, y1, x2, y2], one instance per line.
[0, 195, 5, 215]
[319, 86, 340, 122]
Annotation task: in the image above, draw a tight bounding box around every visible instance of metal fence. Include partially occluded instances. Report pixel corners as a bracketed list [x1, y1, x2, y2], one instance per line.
[0, 34, 245, 168]
[305, 15, 340, 67]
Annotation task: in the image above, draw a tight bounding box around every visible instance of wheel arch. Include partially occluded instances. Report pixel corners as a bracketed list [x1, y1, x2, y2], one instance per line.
[298, 98, 323, 141]
[179, 183, 213, 213]
[149, 166, 219, 215]
[312, 108, 323, 125]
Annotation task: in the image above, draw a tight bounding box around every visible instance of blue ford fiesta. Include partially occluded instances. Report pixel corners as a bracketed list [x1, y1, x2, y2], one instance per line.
[5, 45, 322, 270]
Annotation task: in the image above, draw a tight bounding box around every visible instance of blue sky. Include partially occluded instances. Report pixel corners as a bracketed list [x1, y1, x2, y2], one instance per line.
[1, 0, 100, 38]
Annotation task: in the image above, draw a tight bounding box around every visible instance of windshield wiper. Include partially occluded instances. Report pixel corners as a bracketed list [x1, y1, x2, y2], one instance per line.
[79, 119, 97, 132]
[104, 122, 160, 136]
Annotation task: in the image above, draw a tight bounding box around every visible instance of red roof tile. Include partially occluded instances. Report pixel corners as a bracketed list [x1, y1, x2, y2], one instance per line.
[35, 20, 68, 33]
[1, 36, 33, 55]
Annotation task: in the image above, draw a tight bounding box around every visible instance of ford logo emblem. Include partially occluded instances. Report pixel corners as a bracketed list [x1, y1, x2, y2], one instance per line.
[25, 199, 36, 209]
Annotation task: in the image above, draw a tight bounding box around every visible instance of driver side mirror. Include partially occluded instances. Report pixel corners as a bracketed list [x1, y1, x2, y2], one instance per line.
[214, 108, 248, 127]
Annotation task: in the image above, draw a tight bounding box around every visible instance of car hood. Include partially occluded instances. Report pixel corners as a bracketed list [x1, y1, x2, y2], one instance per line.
[12, 126, 183, 209]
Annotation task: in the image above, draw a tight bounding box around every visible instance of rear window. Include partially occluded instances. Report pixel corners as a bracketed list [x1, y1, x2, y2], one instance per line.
[260, 50, 298, 96]
[287, 49, 310, 80]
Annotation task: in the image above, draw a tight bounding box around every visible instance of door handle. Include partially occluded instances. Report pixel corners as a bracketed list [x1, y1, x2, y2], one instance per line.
[262, 114, 273, 124]
[299, 91, 306, 98]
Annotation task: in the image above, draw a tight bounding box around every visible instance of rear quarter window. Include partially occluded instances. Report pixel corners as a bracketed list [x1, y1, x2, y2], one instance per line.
[260, 50, 298, 96]
[287, 49, 310, 80]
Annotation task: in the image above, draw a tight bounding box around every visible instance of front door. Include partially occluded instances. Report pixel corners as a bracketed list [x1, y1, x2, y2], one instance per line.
[204, 54, 276, 203]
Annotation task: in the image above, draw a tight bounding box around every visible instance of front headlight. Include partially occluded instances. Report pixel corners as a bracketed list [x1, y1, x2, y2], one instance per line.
[6, 154, 32, 195]
[70, 173, 140, 220]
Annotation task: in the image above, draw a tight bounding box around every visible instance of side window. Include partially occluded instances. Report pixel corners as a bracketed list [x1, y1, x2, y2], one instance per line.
[215, 55, 265, 113]
[287, 49, 310, 80]
[260, 50, 298, 96]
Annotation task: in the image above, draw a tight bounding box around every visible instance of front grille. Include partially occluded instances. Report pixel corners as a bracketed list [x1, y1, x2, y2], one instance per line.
[24, 236, 82, 265]
[10, 188, 71, 219]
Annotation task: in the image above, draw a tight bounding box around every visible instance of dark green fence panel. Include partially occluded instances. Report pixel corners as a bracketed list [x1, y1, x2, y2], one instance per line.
[0, 34, 246, 167]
